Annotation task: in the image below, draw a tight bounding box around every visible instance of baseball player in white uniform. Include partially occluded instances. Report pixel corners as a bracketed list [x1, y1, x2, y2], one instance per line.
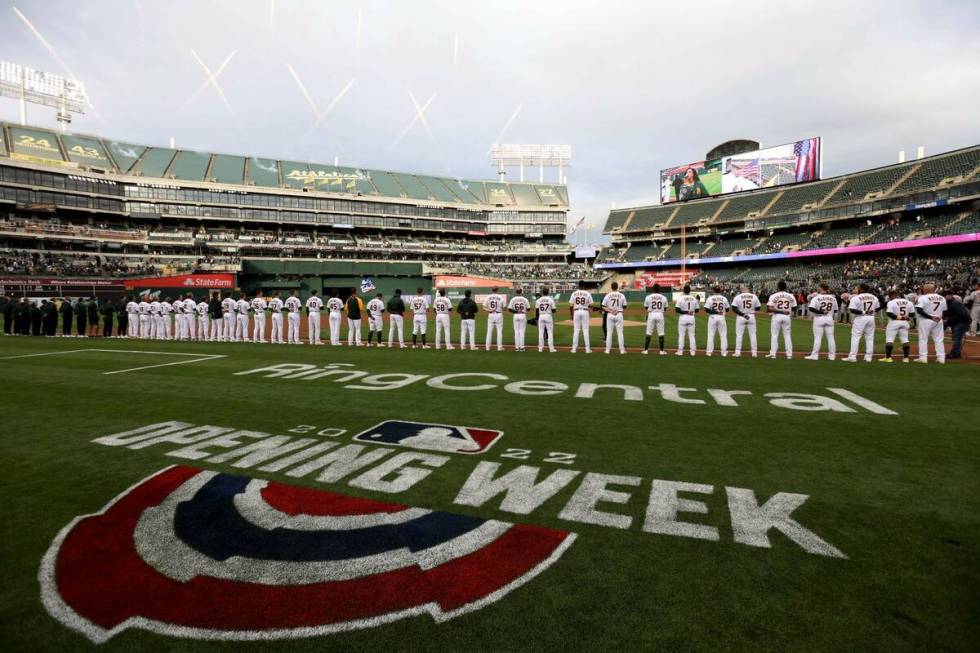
[306, 290, 324, 345]
[433, 289, 454, 350]
[159, 298, 174, 340]
[326, 294, 344, 345]
[601, 282, 628, 354]
[805, 282, 839, 360]
[967, 282, 980, 336]
[196, 297, 210, 340]
[366, 293, 385, 347]
[483, 287, 506, 351]
[268, 291, 285, 344]
[221, 292, 237, 342]
[180, 296, 192, 340]
[642, 285, 669, 355]
[881, 289, 913, 362]
[126, 298, 139, 338]
[569, 282, 594, 354]
[284, 290, 302, 344]
[704, 286, 730, 356]
[185, 294, 198, 341]
[766, 280, 797, 359]
[250, 294, 268, 343]
[731, 287, 761, 357]
[137, 298, 151, 339]
[674, 284, 700, 356]
[915, 283, 947, 364]
[409, 288, 431, 349]
[844, 283, 880, 362]
[149, 298, 162, 339]
[235, 294, 250, 342]
[535, 288, 557, 353]
[171, 297, 184, 340]
[508, 288, 531, 352]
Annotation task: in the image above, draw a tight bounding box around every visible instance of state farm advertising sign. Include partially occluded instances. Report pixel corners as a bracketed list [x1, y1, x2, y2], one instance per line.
[125, 274, 235, 289]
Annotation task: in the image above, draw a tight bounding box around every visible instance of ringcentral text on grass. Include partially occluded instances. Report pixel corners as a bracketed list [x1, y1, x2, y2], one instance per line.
[233, 362, 898, 415]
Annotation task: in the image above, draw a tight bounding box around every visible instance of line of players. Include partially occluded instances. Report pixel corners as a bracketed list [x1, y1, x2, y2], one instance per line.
[639, 280, 948, 363]
[123, 279, 951, 363]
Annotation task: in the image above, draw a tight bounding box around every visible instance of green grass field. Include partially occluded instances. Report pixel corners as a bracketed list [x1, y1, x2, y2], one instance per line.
[1, 313, 977, 651]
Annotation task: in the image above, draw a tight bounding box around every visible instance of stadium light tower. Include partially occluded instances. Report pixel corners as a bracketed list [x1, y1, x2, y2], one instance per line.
[0, 61, 88, 131]
[490, 144, 571, 184]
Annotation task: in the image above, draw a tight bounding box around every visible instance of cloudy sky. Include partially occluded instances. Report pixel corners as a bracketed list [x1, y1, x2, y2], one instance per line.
[1, 0, 978, 236]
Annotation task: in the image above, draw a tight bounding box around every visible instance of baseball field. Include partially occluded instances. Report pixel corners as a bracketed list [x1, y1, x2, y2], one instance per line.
[1, 311, 977, 651]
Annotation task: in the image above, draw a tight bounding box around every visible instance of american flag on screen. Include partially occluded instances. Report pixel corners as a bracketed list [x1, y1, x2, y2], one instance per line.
[730, 158, 760, 182]
[794, 138, 820, 182]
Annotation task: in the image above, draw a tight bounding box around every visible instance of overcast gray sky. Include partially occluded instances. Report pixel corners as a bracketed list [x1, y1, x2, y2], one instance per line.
[2, 0, 979, 237]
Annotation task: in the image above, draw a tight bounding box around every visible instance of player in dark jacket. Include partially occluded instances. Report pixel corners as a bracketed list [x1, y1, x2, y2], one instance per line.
[42, 299, 58, 335]
[60, 298, 73, 336]
[944, 293, 971, 359]
[101, 299, 116, 337]
[87, 297, 100, 337]
[75, 298, 88, 336]
[2, 294, 14, 335]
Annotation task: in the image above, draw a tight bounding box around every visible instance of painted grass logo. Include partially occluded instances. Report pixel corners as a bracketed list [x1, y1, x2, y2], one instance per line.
[352, 420, 505, 454]
[40, 466, 575, 643]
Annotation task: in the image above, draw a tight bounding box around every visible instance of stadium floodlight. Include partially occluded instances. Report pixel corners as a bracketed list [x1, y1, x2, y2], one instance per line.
[490, 143, 571, 183]
[0, 61, 87, 130]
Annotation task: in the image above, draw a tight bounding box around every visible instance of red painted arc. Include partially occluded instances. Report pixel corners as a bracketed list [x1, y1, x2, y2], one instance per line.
[260, 482, 408, 516]
[54, 466, 572, 633]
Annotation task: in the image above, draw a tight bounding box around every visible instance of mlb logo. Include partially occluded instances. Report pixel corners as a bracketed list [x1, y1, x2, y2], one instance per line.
[353, 421, 504, 455]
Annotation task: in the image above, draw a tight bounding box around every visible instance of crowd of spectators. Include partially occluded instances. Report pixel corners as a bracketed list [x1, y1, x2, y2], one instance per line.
[0, 250, 195, 278]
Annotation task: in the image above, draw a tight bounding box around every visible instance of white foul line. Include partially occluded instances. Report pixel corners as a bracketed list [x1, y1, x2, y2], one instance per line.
[0, 348, 226, 375]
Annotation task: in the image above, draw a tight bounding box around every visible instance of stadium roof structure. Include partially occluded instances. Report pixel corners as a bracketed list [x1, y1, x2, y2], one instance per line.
[0, 122, 568, 209]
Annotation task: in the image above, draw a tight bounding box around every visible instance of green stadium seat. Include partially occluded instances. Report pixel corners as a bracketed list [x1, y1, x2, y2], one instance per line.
[534, 185, 564, 205]
[510, 183, 543, 206]
[7, 126, 65, 163]
[671, 200, 720, 227]
[106, 141, 147, 174]
[460, 180, 486, 203]
[765, 180, 838, 217]
[824, 165, 911, 205]
[891, 148, 980, 195]
[247, 157, 280, 187]
[61, 134, 113, 170]
[211, 154, 246, 185]
[368, 171, 407, 198]
[417, 176, 462, 203]
[170, 150, 211, 181]
[603, 209, 631, 232]
[130, 147, 177, 178]
[389, 172, 435, 200]
[624, 205, 675, 232]
[714, 192, 773, 223]
[484, 182, 516, 205]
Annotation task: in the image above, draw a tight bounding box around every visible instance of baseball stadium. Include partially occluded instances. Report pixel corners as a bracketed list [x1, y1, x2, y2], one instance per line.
[1, 2, 978, 652]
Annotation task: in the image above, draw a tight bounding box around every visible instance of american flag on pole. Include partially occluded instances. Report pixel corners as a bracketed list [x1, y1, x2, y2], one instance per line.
[794, 138, 820, 182]
[568, 216, 586, 234]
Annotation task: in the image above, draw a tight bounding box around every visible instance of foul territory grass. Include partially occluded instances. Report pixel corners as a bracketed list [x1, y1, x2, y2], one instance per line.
[0, 319, 976, 651]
